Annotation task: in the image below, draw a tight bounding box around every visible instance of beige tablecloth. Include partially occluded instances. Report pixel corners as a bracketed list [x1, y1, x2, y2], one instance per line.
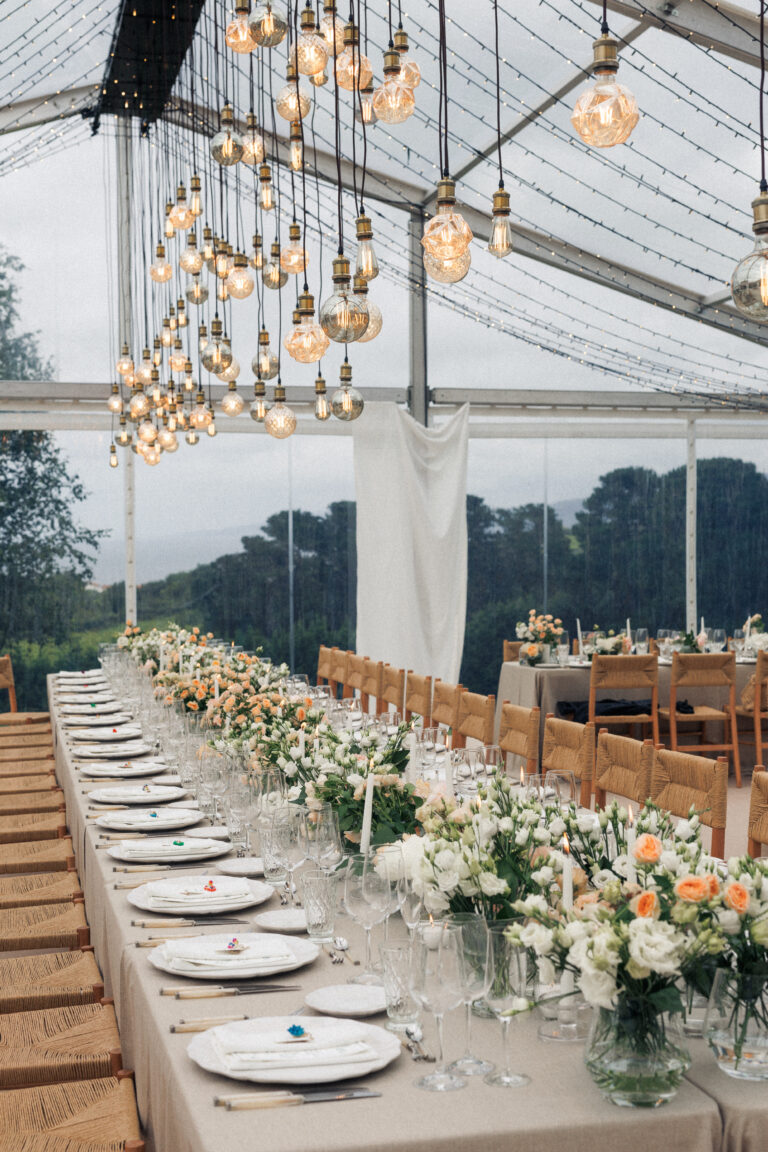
[47, 676, 736, 1152]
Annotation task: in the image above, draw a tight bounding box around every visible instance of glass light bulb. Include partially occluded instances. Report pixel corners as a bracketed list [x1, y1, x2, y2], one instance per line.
[280, 242, 308, 275]
[138, 418, 158, 444]
[356, 238, 379, 281]
[135, 357, 152, 386]
[221, 386, 246, 416]
[129, 390, 150, 418]
[422, 203, 473, 261]
[107, 390, 124, 414]
[186, 275, 209, 305]
[356, 299, 382, 343]
[320, 288, 369, 342]
[260, 181, 274, 211]
[290, 136, 303, 171]
[241, 128, 265, 165]
[124, 370, 136, 389]
[249, 3, 287, 46]
[488, 214, 514, 259]
[262, 258, 288, 290]
[177, 305, 187, 328]
[143, 444, 162, 466]
[186, 428, 200, 445]
[180, 240, 204, 274]
[226, 9, 257, 52]
[276, 80, 311, 121]
[158, 427, 178, 451]
[731, 235, 768, 320]
[160, 326, 173, 348]
[169, 345, 186, 372]
[190, 401, 213, 429]
[335, 47, 372, 91]
[218, 358, 241, 383]
[253, 346, 279, 379]
[201, 338, 233, 373]
[189, 184, 203, 218]
[207, 420, 217, 437]
[265, 400, 297, 438]
[169, 200, 193, 231]
[109, 444, 118, 468]
[295, 30, 328, 75]
[283, 315, 330, 363]
[153, 345, 162, 367]
[116, 349, 133, 376]
[226, 264, 255, 298]
[150, 253, 172, 282]
[216, 251, 232, 279]
[355, 88, 375, 124]
[250, 395, 272, 421]
[372, 75, 415, 124]
[217, 282, 230, 302]
[314, 392, 331, 420]
[321, 11, 345, 54]
[398, 56, 421, 89]
[210, 125, 244, 166]
[423, 248, 471, 284]
[571, 73, 639, 148]
[310, 67, 329, 87]
[331, 384, 364, 420]
[164, 214, 175, 239]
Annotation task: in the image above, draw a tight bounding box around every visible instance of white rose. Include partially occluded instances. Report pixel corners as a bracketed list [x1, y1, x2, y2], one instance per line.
[435, 848, 458, 872]
[436, 869, 460, 892]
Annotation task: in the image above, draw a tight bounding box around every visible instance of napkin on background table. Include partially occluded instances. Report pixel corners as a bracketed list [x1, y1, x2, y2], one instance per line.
[211, 1020, 375, 1071]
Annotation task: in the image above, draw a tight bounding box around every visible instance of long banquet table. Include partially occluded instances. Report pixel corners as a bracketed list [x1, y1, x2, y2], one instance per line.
[47, 675, 762, 1152]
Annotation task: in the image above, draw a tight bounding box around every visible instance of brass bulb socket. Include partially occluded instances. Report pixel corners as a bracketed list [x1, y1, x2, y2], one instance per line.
[233, 251, 247, 267]
[291, 309, 301, 324]
[492, 187, 511, 215]
[332, 254, 352, 282]
[289, 120, 302, 142]
[120, 342, 129, 355]
[176, 184, 186, 200]
[111, 382, 120, 394]
[253, 233, 262, 248]
[235, 1, 249, 14]
[752, 190, 768, 235]
[259, 330, 271, 346]
[383, 48, 401, 74]
[156, 243, 166, 258]
[352, 273, 368, 295]
[355, 214, 373, 240]
[211, 317, 223, 336]
[184, 360, 193, 372]
[153, 338, 161, 349]
[177, 297, 185, 309]
[191, 174, 201, 191]
[227, 381, 238, 392]
[142, 347, 150, 359]
[591, 33, 619, 74]
[254, 379, 266, 396]
[196, 390, 206, 404]
[342, 20, 359, 47]
[274, 384, 287, 402]
[198, 325, 207, 338]
[246, 111, 258, 129]
[220, 103, 235, 125]
[298, 290, 315, 314]
[288, 222, 301, 241]
[151, 368, 160, 382]
[340, 362, 352, 384]
[259, 163, 272, 182]
[394, 27, 408, 53]
[165, 201, 173, 216]
[300, 5, 316, 31]
[203, 226, 213, 240]
[315, 374, 326, 393]
[323, 0, 336, 13]
[270, 241, 281, 258]
[162, 318, 170, 329]
[286, 60, 298, 81]
[174, 338, 183, 349]
[436, 177, 456, 206]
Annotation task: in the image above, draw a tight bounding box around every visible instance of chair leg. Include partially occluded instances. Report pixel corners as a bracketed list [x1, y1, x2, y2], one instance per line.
[579, 777, 592, 810]
[711, 828, 725, 858]
[729, 712, 742, 788]
[755, 711, 763, 767]
[748, 836, 763, 859]
[594, 786, 606, 809]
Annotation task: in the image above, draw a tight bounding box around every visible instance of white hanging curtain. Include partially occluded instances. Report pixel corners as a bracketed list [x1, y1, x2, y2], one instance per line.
[353, 402, 469, 684]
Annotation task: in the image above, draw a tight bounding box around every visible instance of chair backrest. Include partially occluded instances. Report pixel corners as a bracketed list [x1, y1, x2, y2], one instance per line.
[651, 746, 727, 856]
[380, 664, 406, 713]
[670, 651, 736, 688]
[594, 730, 654, 807]
[748, 767, 768, 857]
[346, 654, 367, 694]
[328, 648, 353, 699]
[589, 653, 659, 692]
[498, 704, 540, 774]
[360, 658, 384, 708]
[457, 690, 495, 745]
[316, 645, 333, 685]
[502, 640, 522, 664]
[431, 680, 462, 732]
[541, 714, 595, 785]
[739, 649, 768, 712]
[0, 656, 18, 712]
[404, 672, 432, 727]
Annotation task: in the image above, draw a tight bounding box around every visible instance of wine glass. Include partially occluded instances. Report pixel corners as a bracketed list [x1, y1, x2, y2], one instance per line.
[732, 628, 746, 657]
[408, 922, 467, 1092]
[484, 924, 531, 1088]
[711, 628, 726, 652]
[344, 852, 395, 985]
[271, 806, 309, 906]
[544, 769, 578, 808]
[556, 630, 570, 665]
[418, 728, 440, 778]
[397, 863, 423, 940]
[306, 804, 344, 874]
[225, 774, 250, 856]
[446, 914, 493, 1077]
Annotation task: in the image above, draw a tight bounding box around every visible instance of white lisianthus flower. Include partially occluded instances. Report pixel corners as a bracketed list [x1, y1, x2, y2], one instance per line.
[578, 967, 617, 1009]
[498, 816, 514, 834]
[532, 826, 550, 844]
[716, 908, 741, 935]
[549, 817, 566, 839]
[532, 865, 554, 886]
[519, 922, 554, 955]
[660, 850, 680, 873]
[478, 871, 508, 897]
[515, 828, 530, 848]
[627, 918, 684, 976]
[286, 784, 302, 802]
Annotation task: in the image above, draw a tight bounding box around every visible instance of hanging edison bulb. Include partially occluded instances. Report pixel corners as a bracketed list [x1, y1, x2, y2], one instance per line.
[186, 274, 209, 306]
[202, 226, 215, 268]
[336, 20, 372, 91]
[731, 189, 768, 320]
[353, 276, 383, 343]
[320, 254, 369, 342]
[169, 339, 186, 373]
[249, 233, 264, 271]
[295, 2, 328, 74]
[210, 103, 244, 165]
[201, 318, 234, 373]
[109, 443, 118, 469]
[284, 291, 330, 363]
[488, 185, 513, 259]
[310, 66, 328, 88]
[281, 222, 308, 274]
[226, 252, 255, 299]
[422, 178, 473, 261]
[189, 174, 203, 218]
[423, 248, 471, 284]
[249, 2, 287, 46]
[276, 62, 311, 120]
[169, 184, 194, 231]
[183, 360, 195, 392]
[138, 417, 158, 445]
[219, 359, 241, 384]
[107, 383, 124, 414]
[394, 26, 420, 89]
[265, 383, 297, 438]
[226, 1, 256, 52]
[320, 0, 344, 54]
[176, 299, 188, 329]
[169, 305, 177, 333]
[143, 443, 162, 466]
[314, 371, 331, 421]
[135, 348, 153, 386]
[150, 242, 172, 282]
[207, 420, 218, 438]
[164, 201, 175, 240]
[239, 111, 265, 166]
[331, 359, 363, 420]
[189, 390, 213, 429]
[289, 121, 303, 171]
[373, 46, 415, 124]
[186, 428, 200, 446]
[263, 242, 288, 290]
[149, 367, 164, 408]
[215, 242, 231, 280]
[250, 379, 271, 421]
[158, 423, 179, 452]
[217, 281, 230, 303]
[129, 385, 150, 419]
[160, 318, 173, 348]
[258, 163, 275, 211]
[180, 232, 203, 274]
[152, 338, 163, 367]
[117, 415, 133, 447]
[116, 344, 133, 377]
[571, 31, 639, 148]
[221, 381, 246, 416]
[355, 214, 379, 281]
[355, 80, 375, 124]
[253, 328, 279, 379]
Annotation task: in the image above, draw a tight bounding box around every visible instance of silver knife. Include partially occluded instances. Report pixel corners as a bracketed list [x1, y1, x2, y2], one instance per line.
[214, 1087, 381, 1110]
[131, 918, 248, 928]
[165, 983, 301, 999]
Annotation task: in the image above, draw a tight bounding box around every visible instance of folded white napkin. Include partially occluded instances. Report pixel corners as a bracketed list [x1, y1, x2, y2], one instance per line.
[116, 837, 220, 859]
[58, 669, 104, 679]
[103, 808, 194, 829]
[94, 785, 173, 802]
[72, 726, 143, 741]
[147, 877, 252, 909]
[162, 935, 293, 974]
[211, 1020, 375, 1071]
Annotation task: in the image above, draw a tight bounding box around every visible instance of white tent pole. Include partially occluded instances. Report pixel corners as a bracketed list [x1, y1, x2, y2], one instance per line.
[408, 209, 429, 427]
[685, 417, 697, 634]
[116, 118, 137, 626]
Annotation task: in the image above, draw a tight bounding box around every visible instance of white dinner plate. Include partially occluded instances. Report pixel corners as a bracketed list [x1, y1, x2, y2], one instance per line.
[70, 726, 143, 743]
[152, 773, 181, 785]
[304, 984, 387, 1018]
[75, 742, 154, 759]
[187, 1014, 400, 1084]
[60, 702, 123, 716]
[216, 857, 264, 877]
[77, 758, 169, 778]
[58, 695, 117, 706]
[254, 909, 307, 933]
[106, 837, 231, 864]
[64, 713, 133, 728]
[55, 683, 109, 695]
[57, 669, 104, 679]
[95, 806, 202, 832]
[183, 824, 231, 840]
[128, 876, 274, 914]
[87, 784, 187, 805]
[149, 933, 319, 982]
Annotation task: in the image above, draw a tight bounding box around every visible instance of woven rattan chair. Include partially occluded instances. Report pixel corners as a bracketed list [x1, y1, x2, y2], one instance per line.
[651, 747, 728, 859]
[0, 837, 76, 875]
[328, 647, 352, 700]
[0, 871, 82, 910]
[0, 760, 56, 779]
[748, 767, 768, 858]
[0, 949, 102, 1013]
[0, 656, 50, 725]
[431, 680, 463, 744]
[0, 772, 59, 795]
[588, 654, 660, 744]
[0, 728, 53, 751]
[316, 644, 333, 686]
[735, 650, 768, 767]
[541, 714, 595, 809]
[360, 658, 384, 715]
[502, 640, 522, 664]
[0, 811, 68, 845]
[593, 730, 654, 809]
[380, 664, 406, 716]
[404, 673, 432, 728]
[346, 654, 367, 708]
[0, 899, 90, 952]
[0, 1002, 122, 1088]
[0, 1075, 142, 1152]
[498, 703, 540, 776]
[0, 792, 64, 818]
[455, 690, 496, 749]
[658, 652, 742, 787]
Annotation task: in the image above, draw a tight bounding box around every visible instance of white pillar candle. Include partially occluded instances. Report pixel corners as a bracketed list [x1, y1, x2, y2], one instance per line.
[700, 616, 705, 636]
[626, 808, 637, 885]
[360, 771, 375, 855]
[626, 618, 632, 646]
[313, 736, 320, 757]
[576, 618, 583, 655]
[746, 614, 752, 640]
[405, 729, 417, 784]
[562, 835, 574, 911]
[423, 917, 444, 949]
[298, 727, 306, 757]
[444, 753, 454, 800]
[213, 674, 219, 702]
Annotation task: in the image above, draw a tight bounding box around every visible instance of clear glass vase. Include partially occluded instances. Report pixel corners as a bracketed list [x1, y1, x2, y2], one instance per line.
[705, 967, 768, 1080]
[585, 1002, 691, 1108]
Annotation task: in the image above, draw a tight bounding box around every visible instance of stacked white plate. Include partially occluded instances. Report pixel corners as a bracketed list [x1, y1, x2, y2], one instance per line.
[127, 875, 273, 914]
[64, 713, 133, 728]
[95, 806, 202, 832]
[75, 741, 154, 759]
[106, 837, 230, 864]
[70, 725, 143, 743]
[58, 694, 117, 706]
[58, 669, 105, 680]
[87, 783, 187, 805]
[78, 759, 169, 778]
[148, 933, 318, 980]
[60, 702, 123, 716]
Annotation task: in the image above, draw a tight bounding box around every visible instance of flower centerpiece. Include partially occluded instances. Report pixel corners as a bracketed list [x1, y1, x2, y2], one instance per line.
[745, 615, 768, 655]
[515, 610, 565, 665]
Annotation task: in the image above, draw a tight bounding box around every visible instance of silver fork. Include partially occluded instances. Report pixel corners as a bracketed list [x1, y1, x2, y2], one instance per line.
[323, 944, 343, 965]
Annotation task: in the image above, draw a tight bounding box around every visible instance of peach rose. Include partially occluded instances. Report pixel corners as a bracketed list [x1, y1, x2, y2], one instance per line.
[674, 875, 709, 903]
[633, 833, 662, 864]
[706, 874, 721, 898]
[630, 890, 659, 918]
[724, 882, 750, 915]
[575, 891, 599, 911]
[297, 708, 306, 722]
